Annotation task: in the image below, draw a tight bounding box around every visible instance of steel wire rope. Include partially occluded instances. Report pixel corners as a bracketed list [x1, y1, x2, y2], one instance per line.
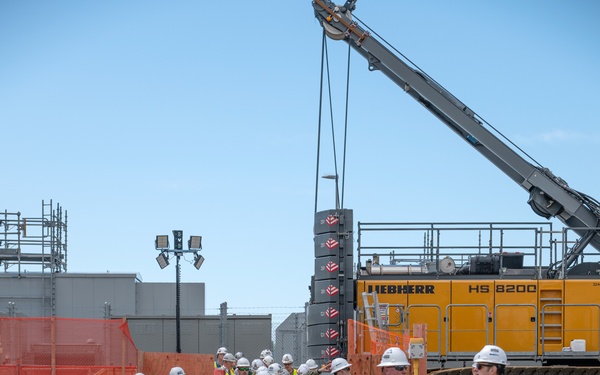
[314, 32, 352, 212]
[315, 31, 341, 212]
[340, 42, 352, 209]
[314, 31, 327, 213]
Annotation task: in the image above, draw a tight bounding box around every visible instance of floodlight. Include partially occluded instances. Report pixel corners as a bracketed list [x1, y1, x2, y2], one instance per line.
[155, 235, 169, 249]
[188, 235, 202, 250]
[156, 252, 169, 269]
[193, 253, 205, 270]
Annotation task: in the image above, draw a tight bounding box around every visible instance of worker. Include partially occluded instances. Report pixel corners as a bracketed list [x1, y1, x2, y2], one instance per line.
[220, 353, 237, 375]
[215, 347, 228, 368]
[170, 367, 185, 375]
[267, 363, 285, 375]
[471, 352, 480, 375]
[282, 354, 296, 375]
[330, 358, 351, 375]
[472, 345, 508, 375]
[376, 347, 410, 375]
[297, 364, 309, 375]
[236, 357, 252, 375]
[304, 359, 328, 375]
[234, 352, 245, 367]
[263, 355, 275, 368]
[252, 359, 264, 373]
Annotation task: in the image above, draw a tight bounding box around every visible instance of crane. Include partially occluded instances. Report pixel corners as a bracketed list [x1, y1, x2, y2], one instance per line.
[312, 0, 600, 278]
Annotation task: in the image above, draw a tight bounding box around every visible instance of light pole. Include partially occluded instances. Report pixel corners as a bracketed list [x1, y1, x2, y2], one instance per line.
[155, 230, 204, 353]
[322, 174, 340, 209]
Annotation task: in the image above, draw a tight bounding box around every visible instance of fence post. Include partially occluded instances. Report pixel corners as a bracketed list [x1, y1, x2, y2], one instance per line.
[51, 317, 56, 375]
[220, 302, 228, 347]
[412, 324, 427, 375]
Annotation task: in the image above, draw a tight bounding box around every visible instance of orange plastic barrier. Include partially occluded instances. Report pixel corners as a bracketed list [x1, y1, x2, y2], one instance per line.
[0, 317, 137, 374]
[347, 319, 409, 355]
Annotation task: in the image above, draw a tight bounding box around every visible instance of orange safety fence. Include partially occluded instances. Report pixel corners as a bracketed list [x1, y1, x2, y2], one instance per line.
[347, 319, 410, 355]
[0, 317, 137, 375]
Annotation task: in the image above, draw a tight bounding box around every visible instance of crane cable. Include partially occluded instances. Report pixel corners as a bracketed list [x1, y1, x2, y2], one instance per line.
[314, 30, 352, 213]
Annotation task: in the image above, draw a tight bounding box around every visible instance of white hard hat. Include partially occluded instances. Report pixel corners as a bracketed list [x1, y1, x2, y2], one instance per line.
[235, 352, 245, 360]
[268, 363, 284, 375]
[256, 368, 269, 375]
[217, 347, 228, 355]
[252, 359, 264, 371]
[297, 364, 309, 375]
[224, 353, 236, 363]
[474, 345, 508, 366]
[472, 352, 480, 368]
[135, 373, 145, 375]
[237, 358, 251, 368]
[256, 366, 268, 374]
[169, 367, 185, 375]
[377, 347, 410, 367]
[306, 359, 318, 370]
[330, 358, 351, 374]
[263, 355, 275, 366]
[282, 354, 294, 364]
[260, 349, 273, 359]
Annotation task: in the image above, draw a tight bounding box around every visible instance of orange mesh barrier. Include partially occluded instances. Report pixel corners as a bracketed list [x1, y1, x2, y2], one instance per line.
[0, 317, 137, 374]
[347, 319, 410, 355]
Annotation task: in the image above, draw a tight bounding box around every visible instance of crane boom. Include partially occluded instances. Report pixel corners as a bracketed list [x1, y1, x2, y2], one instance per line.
[313, 0, 600, 276]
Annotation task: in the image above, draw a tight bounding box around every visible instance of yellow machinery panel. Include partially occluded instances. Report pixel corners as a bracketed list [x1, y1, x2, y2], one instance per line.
[449, 280, 494, 353]
[494, 280, 538, 353]
[564, 280, 600, 353]
[406, 280, 450, 355]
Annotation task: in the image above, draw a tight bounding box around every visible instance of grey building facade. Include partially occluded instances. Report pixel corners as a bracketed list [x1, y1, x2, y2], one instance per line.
[0, 273, 270, 354]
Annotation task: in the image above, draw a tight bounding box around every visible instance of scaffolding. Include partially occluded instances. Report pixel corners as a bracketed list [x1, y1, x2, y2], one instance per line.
[1, 200, 67, 317]
[0, 200, 67, 274]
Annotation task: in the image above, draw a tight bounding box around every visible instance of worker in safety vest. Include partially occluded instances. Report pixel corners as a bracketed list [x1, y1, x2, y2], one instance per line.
[219, 353, 236, 375]
[214, 347, 228, 368]
[377, 347, 410, 375]
[282, 354, 296, 375]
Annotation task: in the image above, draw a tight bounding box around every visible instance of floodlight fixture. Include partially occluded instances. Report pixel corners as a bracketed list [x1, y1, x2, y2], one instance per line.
[188, 235, 202, 250]
[156, 252, 169, 269]
[155, 235, 169, 249]
[193, 253, 205, 270]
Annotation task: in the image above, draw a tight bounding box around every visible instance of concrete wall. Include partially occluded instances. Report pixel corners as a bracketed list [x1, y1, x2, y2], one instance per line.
[0, 273, 205, 318]
[125, 315, 272, 355]
[0, 273, 272, 356]
[135, 282, 205, 316]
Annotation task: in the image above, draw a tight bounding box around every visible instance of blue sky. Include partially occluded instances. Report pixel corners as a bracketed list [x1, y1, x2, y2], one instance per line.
[2, 1, 599, 321]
